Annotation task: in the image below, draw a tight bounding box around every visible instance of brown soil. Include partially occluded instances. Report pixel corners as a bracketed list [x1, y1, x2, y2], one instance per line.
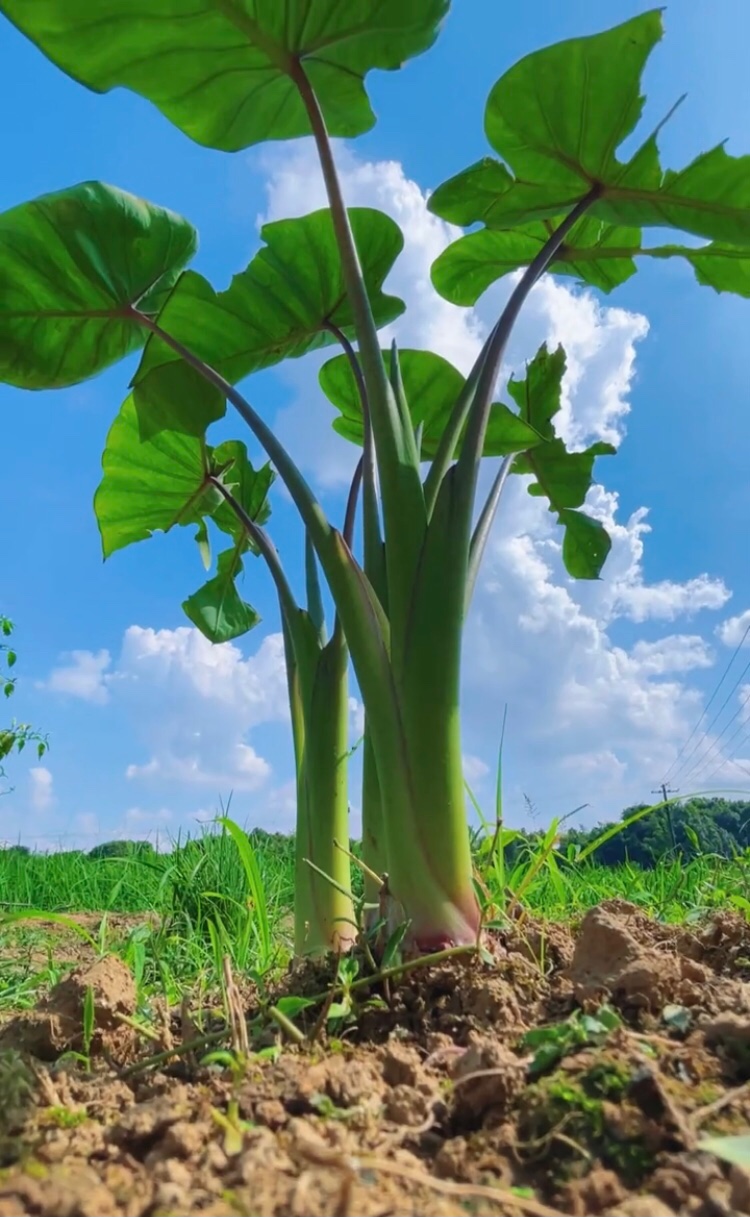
[2, 900, 750, 1216]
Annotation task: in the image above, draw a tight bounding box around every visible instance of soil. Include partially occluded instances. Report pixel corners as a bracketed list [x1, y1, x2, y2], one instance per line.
[2, 900, 750, 1216]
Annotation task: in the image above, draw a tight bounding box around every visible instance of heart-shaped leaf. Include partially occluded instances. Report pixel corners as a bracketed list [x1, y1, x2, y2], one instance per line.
[94, 395, 219, 559]
[429, 13, 750, 251]
[183, 548, 260, 644]
[320, 348, 541, 459]
[0, 181, 196, 389]
[0, 0, 449, 152]
[134, 207, 404, 437]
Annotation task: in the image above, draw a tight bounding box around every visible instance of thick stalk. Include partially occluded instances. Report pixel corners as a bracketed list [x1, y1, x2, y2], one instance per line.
[294, 623, 355, 956]
[211, 480, 354, 955]
[361, 729, 386, 913]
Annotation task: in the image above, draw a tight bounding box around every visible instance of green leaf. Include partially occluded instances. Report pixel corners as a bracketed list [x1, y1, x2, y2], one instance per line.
[194, 520, 212, 572]
[183, 549, 260, 644]
[134, 208, 404, 437]
[650, 241, 750, 297]
[0, 0, 449, 152]
[0, 181, 196, 389]
[94, 394, 219, 559]
[433, 222, 750, 306]
[210, 440, 275, 554]
[432, 219, 640, 304]
[429, 14, 750, 249]
[320, 348, 541, 458]
[559, 510, 612, 580]
[509, 344, 614, 580]
[486, 12, 663, 193]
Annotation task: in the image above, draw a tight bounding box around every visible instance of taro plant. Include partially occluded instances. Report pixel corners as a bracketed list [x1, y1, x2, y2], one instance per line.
[1, 5, 749, 954]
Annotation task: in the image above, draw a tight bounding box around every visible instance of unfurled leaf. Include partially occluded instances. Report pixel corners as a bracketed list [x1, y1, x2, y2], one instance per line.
[183, 549, 260, 644]
[0, 0, 449, 152]
[320, 347, 541, 458]
[650, 241, 750, 297]
[486, 11, 663, 194]
[134, 208, 404, 437]
[429, 13, 750, 255]
[0, 181, 196, 389]
[94, 395, 219, 558]
[559, 510, 612, 580]
[432, 219, 640, 303]
[509, 345, 613, 580]
[433, 221, 750, 305]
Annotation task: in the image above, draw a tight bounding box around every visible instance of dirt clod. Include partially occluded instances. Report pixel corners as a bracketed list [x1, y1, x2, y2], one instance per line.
[0, 955, 136, 1062]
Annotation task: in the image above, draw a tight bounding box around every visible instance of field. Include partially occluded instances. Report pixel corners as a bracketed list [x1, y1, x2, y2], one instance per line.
[1, 829, 750, 1217]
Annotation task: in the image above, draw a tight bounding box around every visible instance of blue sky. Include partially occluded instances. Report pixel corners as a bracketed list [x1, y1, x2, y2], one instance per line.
[2, 2, 750, 850]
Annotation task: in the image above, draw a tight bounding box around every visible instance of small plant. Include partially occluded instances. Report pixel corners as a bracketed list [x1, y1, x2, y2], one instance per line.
[522, 1006, 622, 1077]
[1, 5, 749, 956]
[0, 617, 47, 795]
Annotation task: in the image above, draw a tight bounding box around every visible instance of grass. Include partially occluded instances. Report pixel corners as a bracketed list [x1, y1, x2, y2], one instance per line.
[2, 819, 750, 1021]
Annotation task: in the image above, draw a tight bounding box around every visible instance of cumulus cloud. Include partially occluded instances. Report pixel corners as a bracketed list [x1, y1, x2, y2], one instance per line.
[29, 766, 54, 812]
[717, 609, 750, 648]
[41, 649, 111, 704]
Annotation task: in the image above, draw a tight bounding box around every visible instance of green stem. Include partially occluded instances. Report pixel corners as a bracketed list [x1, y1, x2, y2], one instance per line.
[465, 455, 513, 611]
[293, 67, 425, 666]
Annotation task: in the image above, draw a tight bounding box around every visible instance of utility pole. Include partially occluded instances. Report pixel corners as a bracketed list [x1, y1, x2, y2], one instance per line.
[652, 783, 679, 852]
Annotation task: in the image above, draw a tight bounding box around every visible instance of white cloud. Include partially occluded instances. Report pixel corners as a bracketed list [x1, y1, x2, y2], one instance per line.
[42, 649, 111, 704]
[717, 609, 750, 648]
[29, 766, 54, 812]
[463, 753, 490, 785]
[114, 625, 286, 793]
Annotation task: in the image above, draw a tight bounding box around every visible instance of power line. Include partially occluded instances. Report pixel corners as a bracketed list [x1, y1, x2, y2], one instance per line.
[677, 677, 750, 788]
[662, 619, 750, 786]
[667, 648, 750, 788]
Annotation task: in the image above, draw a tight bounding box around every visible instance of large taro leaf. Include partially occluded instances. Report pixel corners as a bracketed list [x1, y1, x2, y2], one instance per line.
[432, 218, 750, 304]
[0, 181, 196, 389]
[429, 12, 750, 252]
[0, 0, 449, 152]
[319, 347, 542, 459]
[133, 207, 405, 437]
[509, 345, 614, 580]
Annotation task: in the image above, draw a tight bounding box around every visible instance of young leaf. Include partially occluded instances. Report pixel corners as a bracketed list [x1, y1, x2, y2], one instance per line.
[210, 440, 275, 554]
[0, 0, 449, 152]
[183, 549, 260, 644]
[320, 348, 541, 459]
[0, 181, 196, 389]
[509, 344, 614, 579]
[133, 208, 404, 437]
[94, 394, 219, 558]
